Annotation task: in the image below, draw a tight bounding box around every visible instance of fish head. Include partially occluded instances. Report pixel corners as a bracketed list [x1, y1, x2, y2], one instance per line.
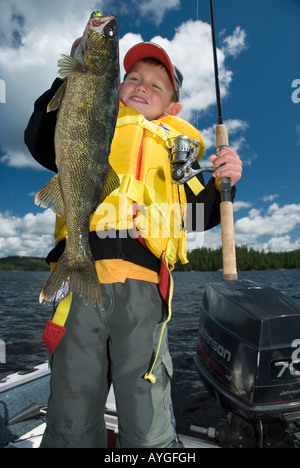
[75, 13, 119, 75]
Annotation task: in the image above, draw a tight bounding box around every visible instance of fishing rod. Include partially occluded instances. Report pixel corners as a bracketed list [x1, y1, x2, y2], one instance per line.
[210, 0, 223, 126]
[209, 0, 238, 281]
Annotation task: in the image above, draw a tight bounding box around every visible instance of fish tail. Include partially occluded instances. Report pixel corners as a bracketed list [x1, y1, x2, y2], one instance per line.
[40, 250, 101, 307]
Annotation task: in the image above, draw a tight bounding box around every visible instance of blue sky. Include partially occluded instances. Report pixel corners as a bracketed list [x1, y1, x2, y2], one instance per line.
[0, 0, 299, 257]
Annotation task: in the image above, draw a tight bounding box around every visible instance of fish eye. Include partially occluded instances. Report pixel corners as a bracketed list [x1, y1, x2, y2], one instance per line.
[105, 29, 114, 38]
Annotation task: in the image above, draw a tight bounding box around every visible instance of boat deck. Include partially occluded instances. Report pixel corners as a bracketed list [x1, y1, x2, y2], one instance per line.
[1, 363, 219, 449]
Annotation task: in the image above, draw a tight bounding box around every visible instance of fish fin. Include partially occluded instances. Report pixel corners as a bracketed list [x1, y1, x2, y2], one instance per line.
[40, 250, 102, 307]
[47, 82, 67, 112]
[35, 174, 65, 217]
[58, 54, 84, 79]
[98, 165, 120, 204]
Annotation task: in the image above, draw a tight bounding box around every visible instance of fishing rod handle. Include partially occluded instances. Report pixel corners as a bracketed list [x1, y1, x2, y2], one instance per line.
[215, 124, 238, 282]
[215, 124, 229, 149]
[220, 201, 238, 281]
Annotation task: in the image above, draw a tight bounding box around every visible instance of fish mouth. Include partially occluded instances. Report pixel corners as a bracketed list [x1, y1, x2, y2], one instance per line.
[90, 12, 116, 29]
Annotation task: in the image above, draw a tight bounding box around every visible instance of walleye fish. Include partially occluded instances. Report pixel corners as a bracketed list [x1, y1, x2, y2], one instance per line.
[35, 12, 120, 306]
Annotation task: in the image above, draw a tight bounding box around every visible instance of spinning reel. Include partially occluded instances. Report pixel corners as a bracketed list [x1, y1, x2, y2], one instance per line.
[167, 135, 216, 185]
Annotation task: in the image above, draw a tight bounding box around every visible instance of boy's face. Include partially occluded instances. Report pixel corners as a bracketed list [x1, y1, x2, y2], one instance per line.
[120, 61, 181, 121]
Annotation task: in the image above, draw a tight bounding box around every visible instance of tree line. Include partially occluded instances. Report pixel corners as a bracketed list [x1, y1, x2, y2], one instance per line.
[0, 256, 49, 271]
[0, 248, 299, 272]
[175, 246, 300, 271]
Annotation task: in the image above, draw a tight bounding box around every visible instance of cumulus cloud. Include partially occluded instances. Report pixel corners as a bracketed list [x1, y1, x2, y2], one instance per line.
[199, 119, 249, 159]
[221, 26, 247, 57]
[187, 202, 300, 253]
[0, 209, 56, 257]
[0, 0, 106, 168]
[187, 228, 222, 252]
[1, 200, 299, 258]
[151, 20, 233, 123]
[121, 20, 247, 126]
[265, 236, 300, 253]
[0, 1, 248, 169]
[132, 0, 180, 25]
[234, 203, 300, 251]
[119, 20, 221, 123]
[4, 0, 276, 257]
[260, 194, 279, 203]
[236, 203, 300, 238]
[233, 201, 252, 212]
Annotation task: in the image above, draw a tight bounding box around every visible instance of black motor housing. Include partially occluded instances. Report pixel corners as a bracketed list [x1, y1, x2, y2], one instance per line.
[194, 280, 300, 423]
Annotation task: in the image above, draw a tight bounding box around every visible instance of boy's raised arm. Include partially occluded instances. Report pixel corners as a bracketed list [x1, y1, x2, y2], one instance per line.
[24, 78, 64, 173]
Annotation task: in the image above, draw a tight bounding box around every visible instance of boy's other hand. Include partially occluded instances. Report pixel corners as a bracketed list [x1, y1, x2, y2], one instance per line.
[210, 148, 243, 188]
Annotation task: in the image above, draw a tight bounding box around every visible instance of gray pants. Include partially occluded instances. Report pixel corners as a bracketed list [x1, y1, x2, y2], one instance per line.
[40, 279, 178, 448]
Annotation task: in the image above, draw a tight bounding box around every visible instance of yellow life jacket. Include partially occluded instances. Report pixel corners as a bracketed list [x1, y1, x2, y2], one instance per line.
[49, 103, 206, 383]
[54, 102, 205, 269]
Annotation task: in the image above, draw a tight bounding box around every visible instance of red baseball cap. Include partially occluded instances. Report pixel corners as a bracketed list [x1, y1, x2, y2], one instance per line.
[124, 42, 183, 100]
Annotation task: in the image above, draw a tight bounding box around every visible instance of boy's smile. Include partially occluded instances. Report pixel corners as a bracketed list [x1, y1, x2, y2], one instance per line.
[120, 61, 181, 121]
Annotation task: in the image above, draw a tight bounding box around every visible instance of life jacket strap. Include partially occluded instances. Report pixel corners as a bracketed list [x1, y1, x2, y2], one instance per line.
[42, 294, 72, 354]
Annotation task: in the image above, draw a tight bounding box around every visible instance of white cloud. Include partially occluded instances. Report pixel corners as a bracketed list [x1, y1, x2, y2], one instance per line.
[151, 20, 235, 123]
[0, 150, 42, 169]
[6, 1, 284, 258]
[222, 26, 247, 57]
[233, 201, 252, 212]
[0, 0, 105, 168]
[263, 235, 300, 253]
[120, 20, 247, 125]
[260, 194, 279, 203]
[187, 202, 300, 253]
[198, 118, 255, 169]
[187, 228, 221, 252]
[200, 119, 248, 153]
[235, 203, 300, 251]
[1, 201, 299, 258]
[119, 32, 144, 79]
[0, 209, 56, 257]
[132, 0, 180, 25]
[0, 5, 248, 168]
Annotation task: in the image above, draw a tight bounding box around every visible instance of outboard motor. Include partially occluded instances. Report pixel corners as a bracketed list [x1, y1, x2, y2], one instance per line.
[194, 280, 300, 448]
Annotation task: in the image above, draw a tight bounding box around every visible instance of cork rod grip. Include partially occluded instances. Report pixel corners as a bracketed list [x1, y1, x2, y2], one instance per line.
[215, 124, 238, 282]
[220, 202, 238, 281]
[215, 124, 229, 149]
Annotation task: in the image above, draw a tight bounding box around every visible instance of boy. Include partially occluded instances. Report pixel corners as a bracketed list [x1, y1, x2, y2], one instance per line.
[25, 42, 242, 448]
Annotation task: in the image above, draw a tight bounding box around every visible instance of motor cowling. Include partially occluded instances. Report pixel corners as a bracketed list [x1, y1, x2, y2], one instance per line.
[194, 280, 300, 447]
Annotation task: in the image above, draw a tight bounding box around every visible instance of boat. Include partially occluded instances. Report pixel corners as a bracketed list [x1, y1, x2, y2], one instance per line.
[0, 362, 218, 449]
[2, 280, 300, 449]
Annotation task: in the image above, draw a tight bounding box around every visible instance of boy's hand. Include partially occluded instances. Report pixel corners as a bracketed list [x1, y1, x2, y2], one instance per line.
[210, 148, 243, 188]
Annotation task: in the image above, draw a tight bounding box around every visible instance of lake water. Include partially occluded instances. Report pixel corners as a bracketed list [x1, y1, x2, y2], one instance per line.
[0, 269, 299, 438]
